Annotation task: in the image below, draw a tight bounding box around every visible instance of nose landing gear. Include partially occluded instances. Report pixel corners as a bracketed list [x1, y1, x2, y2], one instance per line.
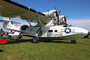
[71, 40, 76, 44]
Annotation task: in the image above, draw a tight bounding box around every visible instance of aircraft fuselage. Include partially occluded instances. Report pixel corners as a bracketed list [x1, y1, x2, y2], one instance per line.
[22, 25, 88, 40]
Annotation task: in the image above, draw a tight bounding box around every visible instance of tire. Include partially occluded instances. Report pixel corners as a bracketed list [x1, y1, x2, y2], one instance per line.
[32, 37, 39, 43]
[71, 40, 76, 44]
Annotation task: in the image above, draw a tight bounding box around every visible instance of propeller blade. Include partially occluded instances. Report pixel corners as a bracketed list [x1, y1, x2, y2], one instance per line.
[53, 5, 61, 25]
[53, 5, 57, 11]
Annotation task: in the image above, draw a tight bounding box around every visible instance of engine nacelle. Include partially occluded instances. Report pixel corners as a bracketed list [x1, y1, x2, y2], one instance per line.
[53, 15, 67, 25]
[43, 10, 56, 18]
[21, 25, 28, 30]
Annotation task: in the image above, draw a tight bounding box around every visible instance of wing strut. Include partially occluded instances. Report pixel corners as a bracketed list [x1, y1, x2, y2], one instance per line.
[16, 32, 22, 40]
[26, 20, 39, 38]
[37, 16, 46, 33]
[26, 20, 37, 33]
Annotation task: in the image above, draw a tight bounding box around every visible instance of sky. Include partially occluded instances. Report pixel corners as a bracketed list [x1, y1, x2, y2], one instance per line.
[0, 0, 90, 31]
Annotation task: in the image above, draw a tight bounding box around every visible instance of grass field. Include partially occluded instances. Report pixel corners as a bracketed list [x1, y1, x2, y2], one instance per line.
[0, 37, 90, 60]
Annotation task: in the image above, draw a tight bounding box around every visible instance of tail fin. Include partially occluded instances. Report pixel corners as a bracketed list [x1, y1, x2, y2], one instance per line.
[3, 17, 14, 29]
[3, 17, 20, 24]
[4, 17, 10, 21]
[0, 17, 20, 31]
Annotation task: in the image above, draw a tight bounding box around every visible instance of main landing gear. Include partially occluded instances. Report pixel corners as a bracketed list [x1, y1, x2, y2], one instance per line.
[32, 37, 39, 43]
[71, 40, 76, 44]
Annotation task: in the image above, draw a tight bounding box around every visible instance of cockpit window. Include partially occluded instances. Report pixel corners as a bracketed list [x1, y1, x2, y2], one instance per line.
[11, 32, 14, 34]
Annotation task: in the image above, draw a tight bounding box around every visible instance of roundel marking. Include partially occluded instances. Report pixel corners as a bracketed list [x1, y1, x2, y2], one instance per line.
[64, 28, 71, 34]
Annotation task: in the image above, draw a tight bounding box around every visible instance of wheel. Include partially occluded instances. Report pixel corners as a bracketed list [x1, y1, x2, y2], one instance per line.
[32, 37, 39, 43]
[71, 40, 76, 44]
[16, 36, 22, 40]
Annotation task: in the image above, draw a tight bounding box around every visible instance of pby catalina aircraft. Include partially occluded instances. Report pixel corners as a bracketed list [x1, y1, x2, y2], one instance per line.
[0, 0, 88, 43]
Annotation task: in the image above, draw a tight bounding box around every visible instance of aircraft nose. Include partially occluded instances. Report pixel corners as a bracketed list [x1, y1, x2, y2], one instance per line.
[82, 29, 89, 35]
[75, 27, 89, 35]
[81, 28, 88, 35]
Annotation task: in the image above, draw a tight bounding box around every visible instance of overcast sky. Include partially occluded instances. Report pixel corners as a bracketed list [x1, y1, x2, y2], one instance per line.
[0, 0, 90, 31]
[68, 19, 90, 31]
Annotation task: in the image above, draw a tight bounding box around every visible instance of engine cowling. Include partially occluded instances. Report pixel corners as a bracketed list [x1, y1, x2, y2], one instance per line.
[21, 25, 28, 30]
[43, 10, 56, 18]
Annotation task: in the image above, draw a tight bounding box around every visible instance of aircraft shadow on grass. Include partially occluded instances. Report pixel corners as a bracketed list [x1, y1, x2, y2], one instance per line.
[6, 39, 72, 44]
[40, 39, 73, 44]
[40, 39, 90, 45]
[6, 39, 31, 44]
[77, 42, 90, 45]
[0, 49, 4, 52]
[4, 39, 90, 45]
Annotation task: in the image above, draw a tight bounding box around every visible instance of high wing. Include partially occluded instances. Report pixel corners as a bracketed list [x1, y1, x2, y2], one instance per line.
[0, 0, 50, 26]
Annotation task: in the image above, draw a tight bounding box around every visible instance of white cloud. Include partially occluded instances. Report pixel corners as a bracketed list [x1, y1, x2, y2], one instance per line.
[68, 19, 90, 31]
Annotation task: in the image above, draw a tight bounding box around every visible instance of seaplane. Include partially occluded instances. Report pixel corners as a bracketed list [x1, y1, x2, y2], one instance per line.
[0, 0, 88, 43]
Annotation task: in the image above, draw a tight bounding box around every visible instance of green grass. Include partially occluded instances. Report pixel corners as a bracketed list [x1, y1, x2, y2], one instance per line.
[0, 37, 90, 60]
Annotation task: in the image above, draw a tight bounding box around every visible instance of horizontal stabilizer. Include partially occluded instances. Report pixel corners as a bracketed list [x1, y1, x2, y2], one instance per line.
[0, 20, 9, 22]
[0, 20, 20, 24]
[11, 21, 21, 24]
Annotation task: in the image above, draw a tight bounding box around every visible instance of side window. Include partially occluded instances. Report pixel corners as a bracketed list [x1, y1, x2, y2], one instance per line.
[12, 32, 14, 34]
[55, 30, 57, 32]
[48, 30, 53, 32]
